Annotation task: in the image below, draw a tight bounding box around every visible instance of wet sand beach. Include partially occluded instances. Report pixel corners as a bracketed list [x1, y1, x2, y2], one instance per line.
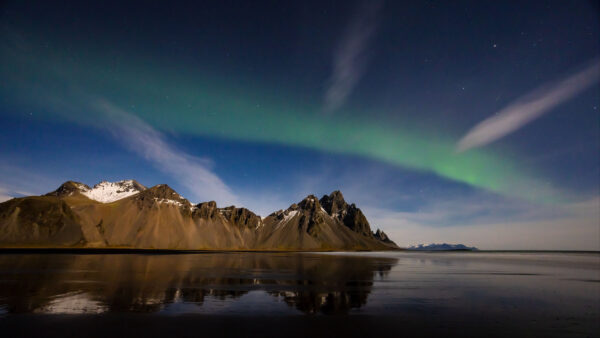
[0, 251, 598, 337]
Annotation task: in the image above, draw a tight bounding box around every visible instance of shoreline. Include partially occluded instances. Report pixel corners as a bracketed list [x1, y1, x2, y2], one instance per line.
[0, 247, 597, 254]
[0, 247, 403, 254]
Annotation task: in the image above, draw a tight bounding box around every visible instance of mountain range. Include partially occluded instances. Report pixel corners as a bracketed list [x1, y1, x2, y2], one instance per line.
[0, 180, 397, 251]
[407, 243, 477, 251]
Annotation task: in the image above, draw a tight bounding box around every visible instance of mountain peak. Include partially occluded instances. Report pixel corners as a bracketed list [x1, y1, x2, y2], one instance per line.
[46, 180, 146, 203]
[92, 179, 146, 191]
[81, 180, 146, 203]
[374, 229, 395, 245]
[46, 181, 90, 197]
[139, 184, 182, 200]
[144, 184, 177, 196]
[135, 184, 190, 208]
[193, 201, 219, 219]
[317, 191, 374, 238]
[320, 190, 348, 215]
[329, 190, 345, 200]
[298, 194, 322, 211]
[219, 206, 262, 228]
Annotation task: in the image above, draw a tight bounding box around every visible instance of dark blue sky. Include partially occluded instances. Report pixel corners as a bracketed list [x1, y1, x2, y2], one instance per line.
[1, 0, 598, 249]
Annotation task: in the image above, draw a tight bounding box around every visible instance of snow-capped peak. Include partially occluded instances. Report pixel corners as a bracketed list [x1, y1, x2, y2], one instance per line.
[80, 180, 146, 203]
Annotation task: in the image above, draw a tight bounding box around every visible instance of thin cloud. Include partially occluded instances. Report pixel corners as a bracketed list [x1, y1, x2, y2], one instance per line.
[94, 100, 239, 205]
[456, 59, 600, 152]
[0, 164, 58, 200]
[323, 0, 384, 113]
[0, 187, 12, 202]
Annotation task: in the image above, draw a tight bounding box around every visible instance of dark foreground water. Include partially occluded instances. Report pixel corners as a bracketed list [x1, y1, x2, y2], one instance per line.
[0, 251, 598, 337]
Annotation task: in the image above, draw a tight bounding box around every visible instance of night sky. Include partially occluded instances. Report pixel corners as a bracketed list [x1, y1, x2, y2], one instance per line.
[1, 1, 598, 249]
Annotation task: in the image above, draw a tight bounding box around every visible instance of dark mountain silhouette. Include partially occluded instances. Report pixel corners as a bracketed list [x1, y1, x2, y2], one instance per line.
[408, 243, 477, 251]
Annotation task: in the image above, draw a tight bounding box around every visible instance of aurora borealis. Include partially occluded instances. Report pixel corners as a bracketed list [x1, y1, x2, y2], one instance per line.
[0, 28, 564, 201]
[1, 1, 598, 249]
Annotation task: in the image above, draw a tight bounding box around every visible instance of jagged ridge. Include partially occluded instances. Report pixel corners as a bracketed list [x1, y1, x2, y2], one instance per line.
[0, 180, 398, 250]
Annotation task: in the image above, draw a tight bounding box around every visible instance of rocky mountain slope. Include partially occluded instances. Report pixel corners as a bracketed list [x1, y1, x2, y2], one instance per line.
[0, 180, 398, 251]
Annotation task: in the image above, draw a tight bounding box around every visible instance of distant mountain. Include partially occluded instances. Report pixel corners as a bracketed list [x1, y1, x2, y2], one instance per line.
[0, 181, 398, 251]
[407, 243, 478, 251]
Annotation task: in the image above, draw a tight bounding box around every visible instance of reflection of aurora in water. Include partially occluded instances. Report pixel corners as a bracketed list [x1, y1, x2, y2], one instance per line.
[0, 253, 395, 315]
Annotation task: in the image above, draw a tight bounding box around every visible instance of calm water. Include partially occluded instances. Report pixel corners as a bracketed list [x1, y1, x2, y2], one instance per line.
[0, 251, 598, 337]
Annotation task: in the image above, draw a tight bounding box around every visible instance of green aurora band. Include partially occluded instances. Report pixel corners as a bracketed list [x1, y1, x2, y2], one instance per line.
[1, 36, 564, 203]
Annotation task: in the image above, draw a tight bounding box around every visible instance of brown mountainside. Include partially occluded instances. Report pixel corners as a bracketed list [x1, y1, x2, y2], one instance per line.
[0, 180, 398, 251]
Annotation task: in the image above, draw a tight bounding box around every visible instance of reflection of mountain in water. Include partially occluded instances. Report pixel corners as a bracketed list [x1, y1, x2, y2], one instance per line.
[0, 253, 397, 314]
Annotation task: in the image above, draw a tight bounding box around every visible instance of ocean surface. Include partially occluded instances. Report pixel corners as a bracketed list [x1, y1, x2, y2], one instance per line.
[0, 251, 598, 337]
